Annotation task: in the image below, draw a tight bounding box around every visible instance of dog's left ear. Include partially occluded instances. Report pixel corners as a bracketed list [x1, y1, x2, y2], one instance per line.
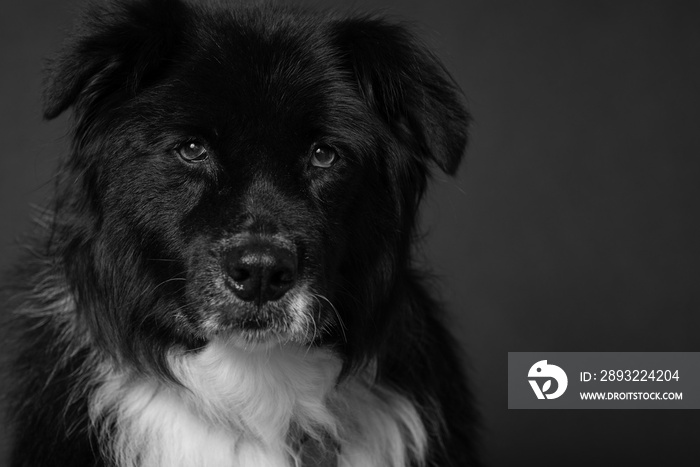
[43, 0, 186, 120]
[334, 17, 469, 175]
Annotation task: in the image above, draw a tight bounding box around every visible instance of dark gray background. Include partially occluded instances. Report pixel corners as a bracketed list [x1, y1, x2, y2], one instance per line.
[2, 0, 699, 465]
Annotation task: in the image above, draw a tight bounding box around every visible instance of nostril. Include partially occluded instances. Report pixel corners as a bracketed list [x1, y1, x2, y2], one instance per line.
[270, 269, 294, 286]
[230, 267, 250, 282]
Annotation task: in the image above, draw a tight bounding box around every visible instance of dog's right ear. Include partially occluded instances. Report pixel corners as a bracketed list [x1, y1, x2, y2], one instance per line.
[43, 0, 186, 120]
[333, 16, 470, 176]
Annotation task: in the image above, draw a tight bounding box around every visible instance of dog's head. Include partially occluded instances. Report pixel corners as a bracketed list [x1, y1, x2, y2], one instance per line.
[45, 0, 468, 372]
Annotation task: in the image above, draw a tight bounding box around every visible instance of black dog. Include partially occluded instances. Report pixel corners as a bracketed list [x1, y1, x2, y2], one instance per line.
[6, 0, 477, 465]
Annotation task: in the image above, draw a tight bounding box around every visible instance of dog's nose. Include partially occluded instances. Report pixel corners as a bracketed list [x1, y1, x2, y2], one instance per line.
[224, 240, 297, 303]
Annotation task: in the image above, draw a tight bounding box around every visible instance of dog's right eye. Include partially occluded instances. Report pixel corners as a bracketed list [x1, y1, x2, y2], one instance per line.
[310, 145, 338, 168]
[176, 141, 208, 162]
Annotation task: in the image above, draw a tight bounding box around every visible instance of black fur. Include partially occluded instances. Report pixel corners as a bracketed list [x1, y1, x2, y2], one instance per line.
[5, 0, 478, 465]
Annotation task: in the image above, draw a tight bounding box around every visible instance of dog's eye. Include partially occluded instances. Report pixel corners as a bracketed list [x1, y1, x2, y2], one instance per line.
[177, 141, 208, 162]
[310, 145, 337, 168]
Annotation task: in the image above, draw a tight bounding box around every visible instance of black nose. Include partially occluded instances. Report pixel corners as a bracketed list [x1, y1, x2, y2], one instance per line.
[224, 240, 297, 303]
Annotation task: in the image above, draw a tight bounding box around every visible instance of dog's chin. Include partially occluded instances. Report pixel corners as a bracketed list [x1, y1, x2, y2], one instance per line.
[222, 329, 291, 352]
[200, 317, 312, 352]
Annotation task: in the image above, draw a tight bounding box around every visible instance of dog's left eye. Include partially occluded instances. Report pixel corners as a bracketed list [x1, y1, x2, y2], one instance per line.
[176, 141, 208, 162]
[310, 145, 337, 168]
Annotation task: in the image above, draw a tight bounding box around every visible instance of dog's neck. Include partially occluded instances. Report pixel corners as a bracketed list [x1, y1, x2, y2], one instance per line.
[89, 339, 427, 467]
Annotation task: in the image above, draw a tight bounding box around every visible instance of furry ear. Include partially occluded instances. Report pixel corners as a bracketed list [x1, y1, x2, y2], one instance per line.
[334, 17, 469, 175]
[43, 0, 186, 120]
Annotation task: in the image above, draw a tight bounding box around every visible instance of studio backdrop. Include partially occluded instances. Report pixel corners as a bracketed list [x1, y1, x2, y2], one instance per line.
[1, 1, 699, 465]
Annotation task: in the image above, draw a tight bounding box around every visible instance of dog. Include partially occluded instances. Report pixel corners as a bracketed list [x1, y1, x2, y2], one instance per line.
[5, 0, 477, 465]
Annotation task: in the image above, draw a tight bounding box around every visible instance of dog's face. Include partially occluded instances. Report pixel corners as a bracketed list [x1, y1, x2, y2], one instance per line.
[45, 0, 468, 368]
[97, 31, 378, 348]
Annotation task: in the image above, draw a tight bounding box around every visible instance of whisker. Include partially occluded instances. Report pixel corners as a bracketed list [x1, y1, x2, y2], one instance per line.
[312, 293, 347, 343]
[135, 275, 187, 301]
[326, 281, 363, 308]
[301, 310, 318, 358]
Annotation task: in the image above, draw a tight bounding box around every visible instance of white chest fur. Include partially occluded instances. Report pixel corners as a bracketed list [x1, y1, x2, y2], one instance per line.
[90, 340, 427, 467]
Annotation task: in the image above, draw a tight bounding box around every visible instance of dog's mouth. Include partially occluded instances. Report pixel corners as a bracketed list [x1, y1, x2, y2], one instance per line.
[193, 282, 321, 350]
[239, 315, 274, 331]
[184, 234, 330, 350]
[225, 312, 287, 346]
[204, 311, 288, 346]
